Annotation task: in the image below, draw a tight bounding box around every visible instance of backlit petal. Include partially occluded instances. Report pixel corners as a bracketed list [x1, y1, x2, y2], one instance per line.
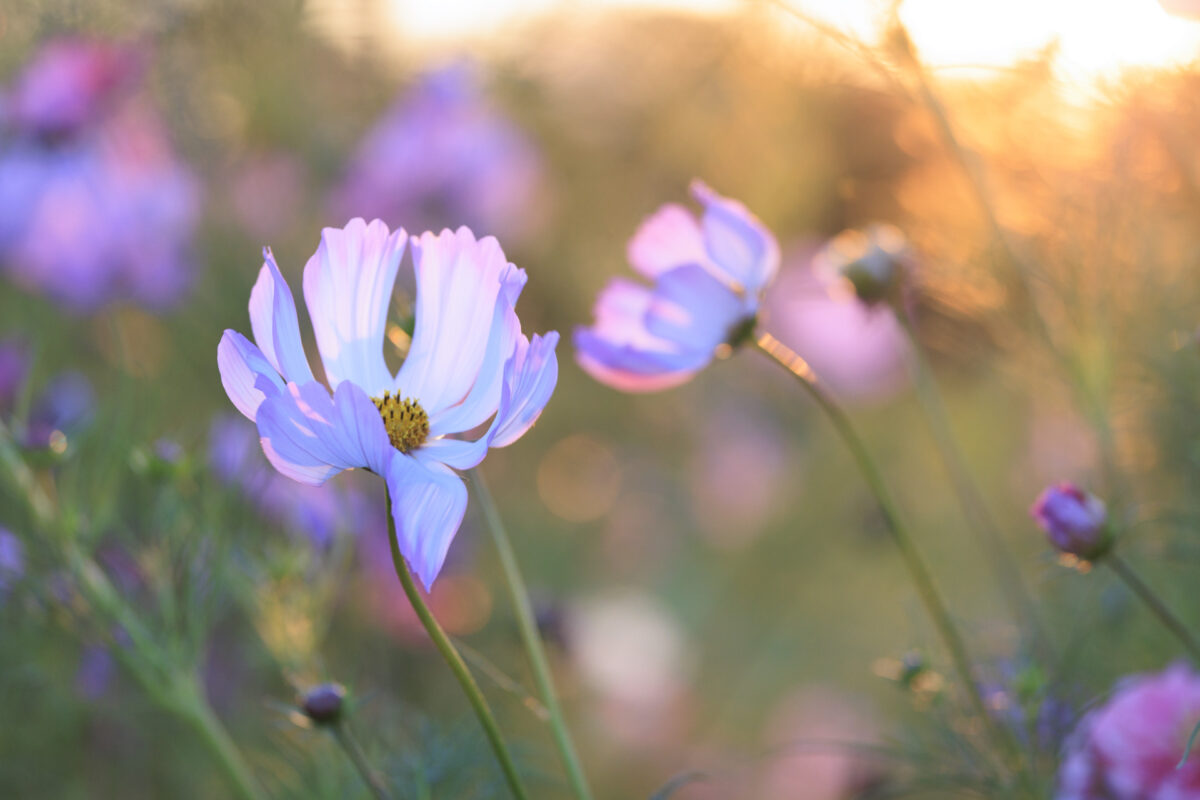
[249, 248, 314, 384]
[691, 180, 779, 294]
[217, 329, 284, 420]
[490, 331, 559, 448]
[386, 455, 468, 590]
[302, 218, 406, 395]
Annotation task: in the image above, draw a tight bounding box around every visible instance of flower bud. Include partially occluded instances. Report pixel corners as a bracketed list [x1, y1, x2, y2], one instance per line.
[300, 682, 346, 725]
[1030, 483, 1111, 560]
[814, 224, 909, 306]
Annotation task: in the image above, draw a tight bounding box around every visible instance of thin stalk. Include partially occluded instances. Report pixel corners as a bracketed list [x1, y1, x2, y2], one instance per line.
[332, 723, 393, 800]
[470, 469, 594, 800]
[384, 494, 530, 800]
[896, 311, 1051, 658]
[1107, 554, 1200, 662]
[753, 332, 1014, 756]
[175, 679, 268, 800]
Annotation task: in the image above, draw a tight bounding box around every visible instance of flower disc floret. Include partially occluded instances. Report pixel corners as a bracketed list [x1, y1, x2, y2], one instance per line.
[372, 391, 428, 453]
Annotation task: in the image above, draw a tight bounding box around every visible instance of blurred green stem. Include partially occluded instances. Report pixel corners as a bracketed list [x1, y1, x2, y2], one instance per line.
[753, 332, 1016, 757]
[1107, 554, 1200, 662]
[469, 468, 594, 800]
[384, 493, 530, 800]
[0, 420, 267, 800]
[895, 311, 1051, 658]
[333, 723, 393, 800]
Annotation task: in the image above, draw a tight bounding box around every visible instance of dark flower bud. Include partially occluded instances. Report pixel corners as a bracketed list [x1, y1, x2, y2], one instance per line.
[814, 225, 910, 306]
[301, 682, 346, 725]
[1031, 483, 1111, 561]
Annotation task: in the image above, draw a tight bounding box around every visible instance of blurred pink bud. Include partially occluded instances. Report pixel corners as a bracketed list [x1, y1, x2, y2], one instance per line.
[1030, 483, 1110, 560]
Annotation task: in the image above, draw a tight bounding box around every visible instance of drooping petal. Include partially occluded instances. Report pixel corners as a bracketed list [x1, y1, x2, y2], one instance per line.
[249, 249, 314, 384]
[491, 331, 559, 448]
[255, 380, 391, 485]
[302, 218, 407, 396]
[217, 330, 284, 420]
[644, 264, 747, 351]
[691, 180, 779, 294]
[416, 436, 490, 471]
[627, 203, 707, 278]
[428, 262, 527, 437]
[386, 455, 468, 590]
[395, 227, 507, 414]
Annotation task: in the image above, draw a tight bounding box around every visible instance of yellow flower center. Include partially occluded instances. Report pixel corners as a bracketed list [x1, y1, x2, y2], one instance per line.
[372, 391, 429, 453]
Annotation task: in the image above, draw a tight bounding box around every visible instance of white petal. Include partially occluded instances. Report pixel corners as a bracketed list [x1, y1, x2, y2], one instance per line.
[386, 455, 468, 590]
[490, 331, 559, 448]
[302, 218, 407, 395]
[255, 380, 391, 485]
[249, 249, 314, 384]
[395, 227, 508, 415]
[217, 330, 284, 420]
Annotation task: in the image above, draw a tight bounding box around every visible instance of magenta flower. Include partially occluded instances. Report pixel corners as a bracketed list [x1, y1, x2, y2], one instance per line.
[218, 219, 558, 588]
[0, 40, 199, 311]
[1058, 664, 1200, 799]
[574, 181, 779, 392]
[330, 63, 544, 242]
[1031, 483, 1111, 560]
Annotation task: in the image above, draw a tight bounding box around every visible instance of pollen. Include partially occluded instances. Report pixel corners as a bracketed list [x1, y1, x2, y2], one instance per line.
[371, 391, 429, 453]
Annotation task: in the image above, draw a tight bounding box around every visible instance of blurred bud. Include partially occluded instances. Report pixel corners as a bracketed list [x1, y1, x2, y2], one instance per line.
[813, 225, 909, 306]
[300, 682, 346, 725]
[898, 651, 926, 689]
[1030, 483, 1111, 561]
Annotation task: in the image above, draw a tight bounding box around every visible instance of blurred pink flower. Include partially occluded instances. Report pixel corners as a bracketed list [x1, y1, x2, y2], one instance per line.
[758, 686, 885, 800]
[1058, 663, 1200, 800]
[764, 245, 910, 402]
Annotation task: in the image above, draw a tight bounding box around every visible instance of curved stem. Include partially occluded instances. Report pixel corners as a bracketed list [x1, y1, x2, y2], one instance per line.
[469, 469, 594, 800]
[896, 311, 1051, 659]
[1107, 554, 1200, 662]
[753, 332, 1013, 755]
[384, 494, 530, 800]
[333, 723, 393, 800]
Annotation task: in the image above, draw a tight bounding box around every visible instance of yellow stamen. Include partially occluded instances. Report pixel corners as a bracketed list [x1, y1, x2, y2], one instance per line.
[371, 390, 429, 453]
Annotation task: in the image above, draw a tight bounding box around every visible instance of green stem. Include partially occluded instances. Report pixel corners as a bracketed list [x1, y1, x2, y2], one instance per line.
[1108, 554, 1200, 662]
[384, 494, 530, 800]
[896, 312, 1051, 658]
[469, 469, 594, 800]
[333, 723, 393, 800]
[753, 332, 1013, 755]
[175, 679, 268, 800]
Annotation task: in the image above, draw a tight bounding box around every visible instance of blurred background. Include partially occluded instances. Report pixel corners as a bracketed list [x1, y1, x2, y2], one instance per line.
[3, 0, 1200, 797]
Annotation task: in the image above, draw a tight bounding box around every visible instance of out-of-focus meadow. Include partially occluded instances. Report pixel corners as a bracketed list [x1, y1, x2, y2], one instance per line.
[5, 0, 1200, 797]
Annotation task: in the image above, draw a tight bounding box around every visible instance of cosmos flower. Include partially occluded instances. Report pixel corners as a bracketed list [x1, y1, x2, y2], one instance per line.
[330, 62, 544, 241]
[0, 39, 199, 311]
[218, 218, 558, 588]
[574, 181, 779, 392]
[1030, 483, 1111, 561]
[1058, 663, 1200, 799]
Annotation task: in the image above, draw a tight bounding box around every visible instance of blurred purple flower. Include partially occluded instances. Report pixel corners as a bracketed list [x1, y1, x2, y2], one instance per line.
[75, 643, 117, 700]
[0, 337, 30, 414]
[330, 63, 545, 241]
[209, 414, 368, 549]
[0, 39, 140, 138]
[0, 528, 25, 595]
[217, 220, 558, 587]
[764, 245, 910, 402]
[1058, 663, 1200, 799]
[24, 370, 93, 450]
[1031, 483, 1110, 560]
[575, 181, 779, 392]
[0, 40, 200, 312]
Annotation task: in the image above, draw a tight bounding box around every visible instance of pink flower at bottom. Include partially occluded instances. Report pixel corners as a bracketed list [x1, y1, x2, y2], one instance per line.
[1058, 664, 1200, 800]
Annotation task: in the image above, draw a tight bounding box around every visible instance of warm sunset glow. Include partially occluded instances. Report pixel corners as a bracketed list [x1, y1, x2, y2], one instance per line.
[310, 0, 1200, 83]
